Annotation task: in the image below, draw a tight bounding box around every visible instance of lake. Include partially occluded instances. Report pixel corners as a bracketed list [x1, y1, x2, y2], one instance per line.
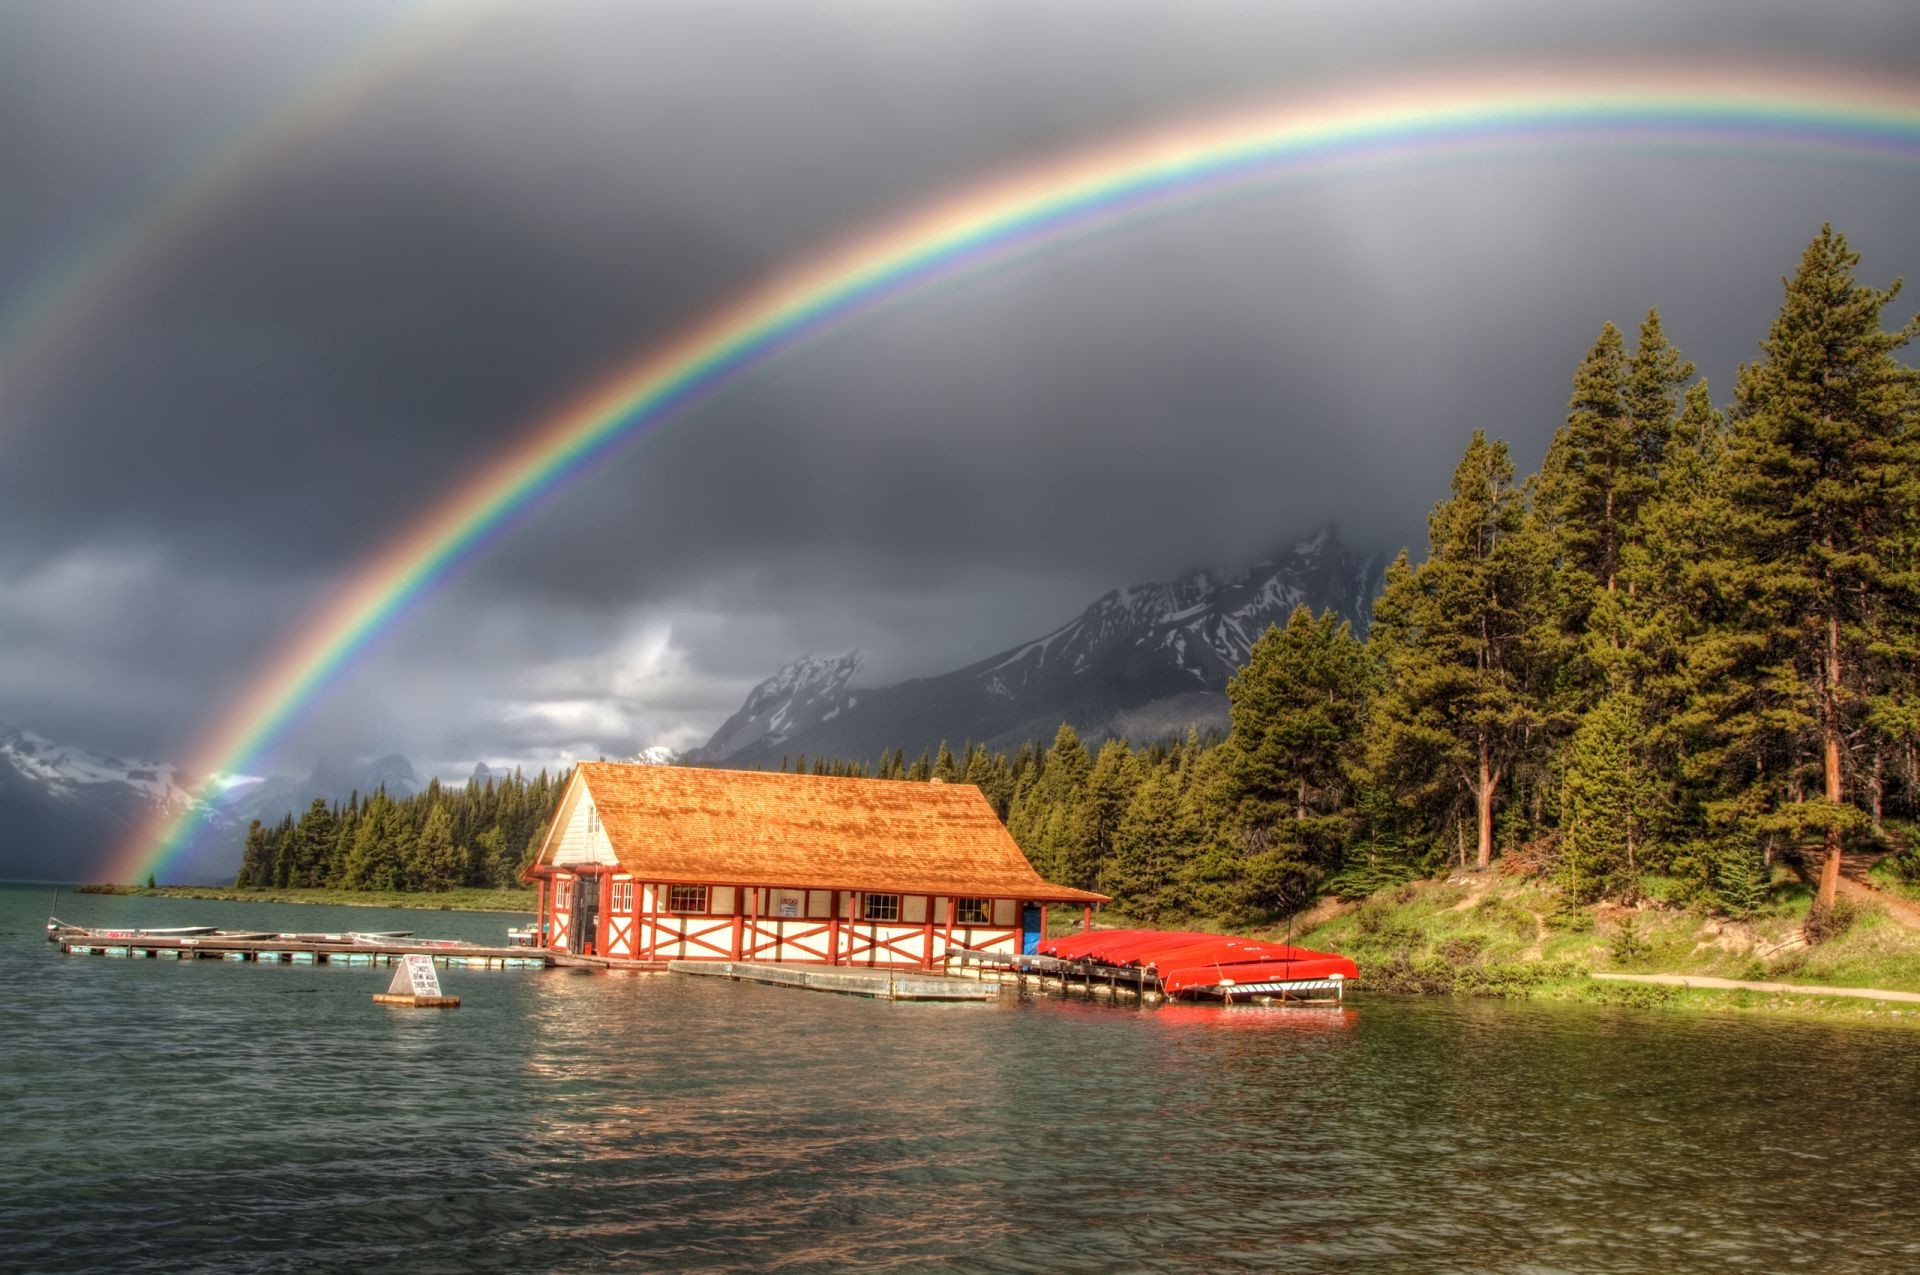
[4, 881, 1917, 1273]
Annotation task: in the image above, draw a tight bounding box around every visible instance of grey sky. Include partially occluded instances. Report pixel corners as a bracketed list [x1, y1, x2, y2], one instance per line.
[3, 0, 1918, 778]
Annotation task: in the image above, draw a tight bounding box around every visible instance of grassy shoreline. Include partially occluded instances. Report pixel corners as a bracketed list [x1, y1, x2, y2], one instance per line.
[1274, 870, 1920, 1026]
[76, 884, 536, 914]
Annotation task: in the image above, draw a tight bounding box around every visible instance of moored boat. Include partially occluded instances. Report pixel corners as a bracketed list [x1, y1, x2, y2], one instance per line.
[1037, 927, 1358, 1002]
[47, 918, 217, 942]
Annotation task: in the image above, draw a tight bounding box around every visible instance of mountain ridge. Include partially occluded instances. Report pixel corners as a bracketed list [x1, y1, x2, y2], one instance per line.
[692, 527, 1384, 768]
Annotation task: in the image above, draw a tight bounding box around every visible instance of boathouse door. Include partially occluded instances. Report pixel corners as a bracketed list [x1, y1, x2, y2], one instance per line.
[571, 876, 600, 955]
[1021, 905, 1041, 955]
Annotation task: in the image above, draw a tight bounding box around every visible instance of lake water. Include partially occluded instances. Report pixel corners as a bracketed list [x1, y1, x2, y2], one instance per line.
[5, 882, 1918, 1273]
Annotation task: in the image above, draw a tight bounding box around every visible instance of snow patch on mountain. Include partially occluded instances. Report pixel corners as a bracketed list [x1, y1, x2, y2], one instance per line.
[689, 651, 866, 763]
[697, 527, 1387, 767]
[0, 723, 195, 808]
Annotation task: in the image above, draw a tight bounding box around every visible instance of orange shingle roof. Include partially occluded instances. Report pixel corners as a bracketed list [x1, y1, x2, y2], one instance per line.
[539, 762, 1106, 904]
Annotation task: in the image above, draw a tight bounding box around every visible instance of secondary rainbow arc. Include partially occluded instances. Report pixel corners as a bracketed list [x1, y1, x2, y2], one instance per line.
[117, 66, 1920, 882]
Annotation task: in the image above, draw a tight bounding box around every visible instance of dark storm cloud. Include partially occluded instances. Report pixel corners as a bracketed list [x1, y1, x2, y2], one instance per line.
[3, 0, 1918, 772]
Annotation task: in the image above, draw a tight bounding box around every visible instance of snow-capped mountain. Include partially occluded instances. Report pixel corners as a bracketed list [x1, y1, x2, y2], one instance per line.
[693, 651, 866, 763]
[0, 725, 194, 806]
[0, 723, 208, 883]
[0, 726, 431, 884]
[627, 745, 683, 766]
[694, 528, 1384, 767]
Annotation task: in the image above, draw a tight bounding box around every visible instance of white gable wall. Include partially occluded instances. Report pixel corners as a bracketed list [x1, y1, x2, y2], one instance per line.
[552, 785, 618, 866]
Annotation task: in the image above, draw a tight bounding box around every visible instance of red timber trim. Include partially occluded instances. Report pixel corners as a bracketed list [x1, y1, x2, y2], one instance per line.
[921, 896, 935, 970]
[731, 885, 745, 960]
[549, 870, 573, 952]
[606, 877, 635, 957]
[654, 914, 736, 960]
[536, 877, 548, 949]
[828, 890, 842, 967]
[597, 870, 613, 957]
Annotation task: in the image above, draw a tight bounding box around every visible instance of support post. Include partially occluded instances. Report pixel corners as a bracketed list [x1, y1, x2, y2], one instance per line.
[598, 871, 612, 957]
[828, 890, 841, 967]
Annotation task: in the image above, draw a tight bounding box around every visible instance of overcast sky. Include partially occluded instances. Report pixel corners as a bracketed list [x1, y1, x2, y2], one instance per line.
[3, 0, 1918, 779]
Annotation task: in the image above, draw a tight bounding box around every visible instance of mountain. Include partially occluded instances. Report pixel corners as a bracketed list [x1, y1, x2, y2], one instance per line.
[627, 745, 684, 767]
[228, 754, 421, 831]
[695, 651, 866, 763]
[0, 724, 203, 883]
[0, 727, 427, 884]
[693, 528, 1384, 768]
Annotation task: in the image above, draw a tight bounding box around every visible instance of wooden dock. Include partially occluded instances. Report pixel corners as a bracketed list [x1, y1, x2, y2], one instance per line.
[668, 959, 999, 1001]
[56, 932, 550, 970]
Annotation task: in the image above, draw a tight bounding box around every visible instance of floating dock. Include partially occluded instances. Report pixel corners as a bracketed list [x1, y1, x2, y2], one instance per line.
[668, 959, 999, 1001]
[55, 931, 553, 970]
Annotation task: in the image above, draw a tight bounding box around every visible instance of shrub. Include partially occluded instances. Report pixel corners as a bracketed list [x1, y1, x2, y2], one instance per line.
[1583, 980, 1679, 1010]
[1608, 915, 1651, 965]
[1435, 935, 1489, 967]
[1803, 898, 1859, 946]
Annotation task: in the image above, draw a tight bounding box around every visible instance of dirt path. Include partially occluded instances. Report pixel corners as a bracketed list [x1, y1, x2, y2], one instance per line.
[1594, 972, 1920, 1004]
[1834, 875, 1920, 933]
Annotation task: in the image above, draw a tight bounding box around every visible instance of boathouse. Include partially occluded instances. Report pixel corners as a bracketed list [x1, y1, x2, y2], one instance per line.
[525, 762, 1106, 966]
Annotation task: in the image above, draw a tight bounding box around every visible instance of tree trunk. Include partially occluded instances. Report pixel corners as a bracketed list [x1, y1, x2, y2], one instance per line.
[1869, 749, 1885, 835]
[1819, 611, 1844, 909]
[1476, 737, 1494, 870]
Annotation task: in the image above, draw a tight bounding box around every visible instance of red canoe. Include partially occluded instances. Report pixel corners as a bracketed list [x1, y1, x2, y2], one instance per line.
[1040, 926, 1358, 998]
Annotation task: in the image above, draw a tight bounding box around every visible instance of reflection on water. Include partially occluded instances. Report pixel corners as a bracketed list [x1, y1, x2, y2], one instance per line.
[4, 883, 1919, 1273]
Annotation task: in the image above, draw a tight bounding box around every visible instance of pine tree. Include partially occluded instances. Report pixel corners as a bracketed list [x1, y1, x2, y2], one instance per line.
[415, 805, 462, 891]
[1722, 225, 1920, 907]
[1076, 739, 1141, 892]
[932, 740, 957, 781]
[1559, 692, 1654, 901]
[1107, 762, 1200, 921]
[235, 820, 274, 887]
[1371, 432, 1543, 869]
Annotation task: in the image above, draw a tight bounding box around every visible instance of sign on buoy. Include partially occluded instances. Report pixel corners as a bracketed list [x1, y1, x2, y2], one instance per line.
[373, 954, 460, 1008]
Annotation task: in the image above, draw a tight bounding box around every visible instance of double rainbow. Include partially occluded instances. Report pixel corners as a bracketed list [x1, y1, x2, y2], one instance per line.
[116, 66, 1920, 881]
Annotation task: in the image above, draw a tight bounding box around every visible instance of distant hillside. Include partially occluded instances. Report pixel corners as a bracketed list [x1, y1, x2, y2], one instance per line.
[692, 527, 1384, 767]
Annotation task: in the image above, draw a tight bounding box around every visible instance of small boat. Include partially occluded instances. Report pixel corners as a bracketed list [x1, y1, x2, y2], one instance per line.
[47, 918, 217, 942]
[348, 931, 420, 945]
[1038, 927, 1358, 1002]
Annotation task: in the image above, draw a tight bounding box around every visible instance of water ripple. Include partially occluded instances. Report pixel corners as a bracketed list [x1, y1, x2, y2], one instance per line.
[4, 886, 1919, 1272]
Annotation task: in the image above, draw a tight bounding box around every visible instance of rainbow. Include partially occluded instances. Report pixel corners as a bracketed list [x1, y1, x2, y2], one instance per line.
[118, 65, 1920, 881]
[0, 2, 501, 435]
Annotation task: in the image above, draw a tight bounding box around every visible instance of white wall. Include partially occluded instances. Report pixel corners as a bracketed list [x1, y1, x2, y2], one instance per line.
[551, 787, 617, 866]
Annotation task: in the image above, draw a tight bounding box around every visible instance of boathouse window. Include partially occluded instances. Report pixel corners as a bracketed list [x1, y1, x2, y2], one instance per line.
[862, 893, 901, 922]
[954, 897, 991, 925]
[556, 879, 572, 908]
[668, 885, 709, 913]
[612, 881, 633, 913]
[587, 806, 600, 835]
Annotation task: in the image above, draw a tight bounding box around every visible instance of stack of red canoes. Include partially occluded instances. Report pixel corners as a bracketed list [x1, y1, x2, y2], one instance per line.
[1038, 928, 1358, 997]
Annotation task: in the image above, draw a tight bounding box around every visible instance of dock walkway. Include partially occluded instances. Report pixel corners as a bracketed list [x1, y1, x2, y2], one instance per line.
[58, 932, 549, 969]
[668, 959, 998, 1001]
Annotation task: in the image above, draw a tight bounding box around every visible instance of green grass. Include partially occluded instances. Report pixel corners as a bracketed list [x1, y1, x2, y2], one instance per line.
[1281, 867, 1920, 1013]
[1867, 857, 1920, 905]
[77, 884, 536, 913]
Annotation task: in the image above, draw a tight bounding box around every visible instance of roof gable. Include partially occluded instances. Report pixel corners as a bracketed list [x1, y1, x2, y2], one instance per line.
[542, 762, 1104, 904]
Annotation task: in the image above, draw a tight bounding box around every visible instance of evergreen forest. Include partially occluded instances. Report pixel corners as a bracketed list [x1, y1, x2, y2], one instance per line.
[238, 227, 1920, 928]
[233, 767, 566, 891]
